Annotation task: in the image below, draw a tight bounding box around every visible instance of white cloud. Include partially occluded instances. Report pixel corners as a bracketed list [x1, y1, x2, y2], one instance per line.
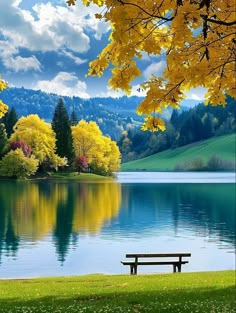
[31, 3, 90, 53]
[85, 9, 110, 40]
[130, 85, 147, 97]
[186, 87, 207, 100]
[0, 41, 18, 58]
[0, 40, 41, 72]
[95, 86, 125, 98]
[33, 72, 90, 98]
[3, 55, 41, 72]
[94, 84, 147, 98]
[0, 0, 110, 71]
[143, 61, 166, 79]
[12, 0, 22, 7]
[60, 49, 87, 65]
[0, 1, 109, 53]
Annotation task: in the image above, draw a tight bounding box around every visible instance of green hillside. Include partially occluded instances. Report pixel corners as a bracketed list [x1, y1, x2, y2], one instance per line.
[121, 134, 236, 171]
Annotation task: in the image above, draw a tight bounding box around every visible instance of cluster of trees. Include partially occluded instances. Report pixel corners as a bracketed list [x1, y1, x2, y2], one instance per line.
[119, 96, 236, 162]
[0, 99, 120, 178]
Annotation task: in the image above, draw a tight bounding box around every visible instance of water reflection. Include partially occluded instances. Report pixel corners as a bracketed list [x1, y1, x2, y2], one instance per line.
[0, 181, 121, 264]
[113, 184, 235, 245]
[0, 179, 235, 276]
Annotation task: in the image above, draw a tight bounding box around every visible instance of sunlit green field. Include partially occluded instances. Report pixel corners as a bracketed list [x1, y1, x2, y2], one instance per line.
[0, 271, 235, 313]
[121, 134, 236, 171]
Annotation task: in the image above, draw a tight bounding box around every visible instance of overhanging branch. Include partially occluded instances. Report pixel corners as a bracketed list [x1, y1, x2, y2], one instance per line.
[116, 0, 173, 21]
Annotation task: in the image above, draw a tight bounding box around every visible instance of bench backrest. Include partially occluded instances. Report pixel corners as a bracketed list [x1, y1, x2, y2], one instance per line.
[126, 253, 191, 258]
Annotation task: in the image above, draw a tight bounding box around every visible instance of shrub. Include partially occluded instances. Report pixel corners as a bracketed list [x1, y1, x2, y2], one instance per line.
[207, 155, 223, 170]
[188, 158, 206, 171]
[74, 155, 88, 173]
[10, 140, 32, 157]
[0, 149, 39, 178]
[175, 158, 206, 171]
[89, 160, 107, 176]
[207, 155, 235, 171]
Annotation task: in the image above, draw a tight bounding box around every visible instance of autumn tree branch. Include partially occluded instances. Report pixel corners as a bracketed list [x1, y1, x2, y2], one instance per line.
[116, 0, 173, 21]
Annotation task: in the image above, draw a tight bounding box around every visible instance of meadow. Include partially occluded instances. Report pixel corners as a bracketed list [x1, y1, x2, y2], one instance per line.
[121, 134, 235, 171]
[0, 271, 235, 313]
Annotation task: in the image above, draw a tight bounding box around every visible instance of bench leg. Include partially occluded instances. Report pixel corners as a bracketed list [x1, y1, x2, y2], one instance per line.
[130, 265, 134, 275]
[130, 265, 138, 275]
[173, 264, 182, 273]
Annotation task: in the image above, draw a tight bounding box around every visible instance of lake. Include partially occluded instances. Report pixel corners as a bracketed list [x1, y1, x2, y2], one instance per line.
[0, 172, 235, 278]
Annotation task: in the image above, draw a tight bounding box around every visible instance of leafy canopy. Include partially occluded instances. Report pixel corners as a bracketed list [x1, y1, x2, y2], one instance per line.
[0, 75, 8, 118]
[0, 149, 39, 178]
[67, 0, 235, 131]
[10, 114, 67, 170]
[72, 120, 120, 174]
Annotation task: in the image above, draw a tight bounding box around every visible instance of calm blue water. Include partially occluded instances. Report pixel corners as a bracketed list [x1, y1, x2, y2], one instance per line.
[0, 172, 235, 278]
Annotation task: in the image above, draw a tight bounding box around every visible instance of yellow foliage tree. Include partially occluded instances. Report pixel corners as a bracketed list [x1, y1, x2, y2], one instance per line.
[0, 75, 8, 118]
[68, 0, 236, 131]
[72, 120, 120, 174]
[103, 137, 121, 173]
[10, 114, 67, 170]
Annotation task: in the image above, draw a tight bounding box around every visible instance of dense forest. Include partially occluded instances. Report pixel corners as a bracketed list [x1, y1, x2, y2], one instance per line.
[0, 87, 146, 140]
[118, 96, 236, 162]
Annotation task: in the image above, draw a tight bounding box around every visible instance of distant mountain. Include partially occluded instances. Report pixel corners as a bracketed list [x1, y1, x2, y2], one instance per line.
[1, 87, 143, 140]
[0, 87, 199, 140]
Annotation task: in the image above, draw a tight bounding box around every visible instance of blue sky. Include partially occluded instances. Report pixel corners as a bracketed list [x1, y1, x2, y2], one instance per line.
[0, 0, 206, 100]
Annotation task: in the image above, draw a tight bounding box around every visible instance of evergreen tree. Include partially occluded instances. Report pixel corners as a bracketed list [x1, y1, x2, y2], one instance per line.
[70, 107, 78, 126]
[170, 109, 179, 128]
[52, 98, 74, 163]
[0, 123, 8, 158]
[2, 107, 18, 137]
[202, 113, 214, 139]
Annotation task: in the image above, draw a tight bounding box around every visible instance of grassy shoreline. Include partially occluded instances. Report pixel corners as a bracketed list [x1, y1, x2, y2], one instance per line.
[0, 172, 114, 182]
[0, 271, 235, 313]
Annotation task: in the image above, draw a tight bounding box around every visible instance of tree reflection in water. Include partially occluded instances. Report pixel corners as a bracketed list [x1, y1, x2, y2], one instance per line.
[0, 180, 234, 269]
[0, 180, 121, 263]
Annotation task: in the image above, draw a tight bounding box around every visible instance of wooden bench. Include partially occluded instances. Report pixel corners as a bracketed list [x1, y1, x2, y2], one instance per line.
[121, 253, 191, 275]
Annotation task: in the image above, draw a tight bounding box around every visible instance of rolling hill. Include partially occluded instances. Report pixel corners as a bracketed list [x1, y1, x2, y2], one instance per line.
[121, 134, 236, 171]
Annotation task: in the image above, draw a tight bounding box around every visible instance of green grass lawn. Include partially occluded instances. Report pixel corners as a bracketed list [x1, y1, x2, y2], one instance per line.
[0, 271, 235, 313]
[48, 172, 113, 181]
[121, 134, 236, 171]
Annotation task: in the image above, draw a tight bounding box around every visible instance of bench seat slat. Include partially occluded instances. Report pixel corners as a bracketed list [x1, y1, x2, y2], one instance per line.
[121, 261, 189, 266]
[126, 253, 191, 258]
